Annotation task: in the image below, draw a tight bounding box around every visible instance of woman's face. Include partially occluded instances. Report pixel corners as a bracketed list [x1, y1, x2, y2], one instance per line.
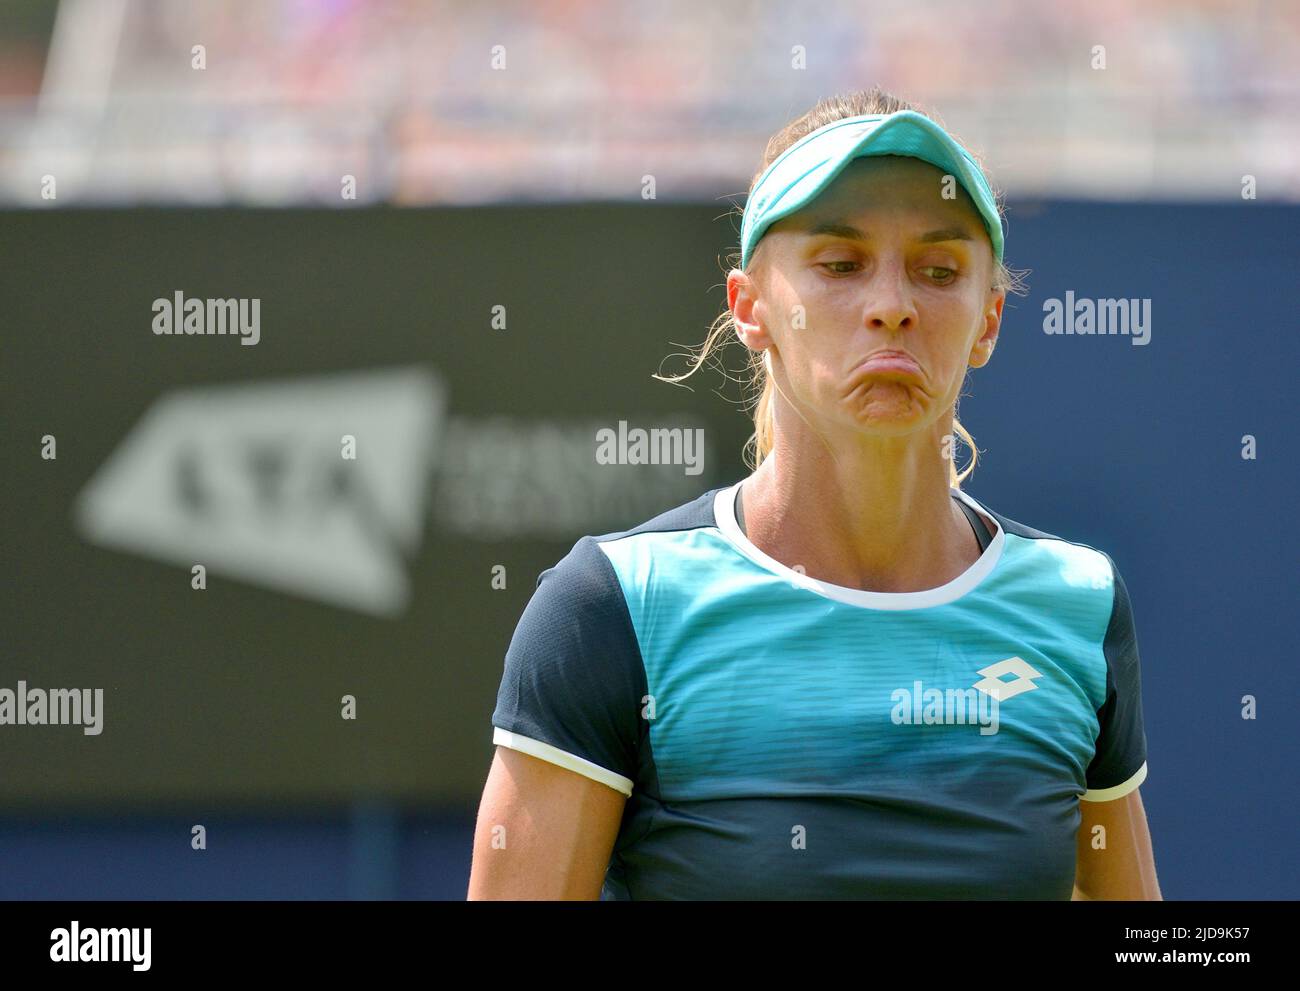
[730, 155, 1004, 442]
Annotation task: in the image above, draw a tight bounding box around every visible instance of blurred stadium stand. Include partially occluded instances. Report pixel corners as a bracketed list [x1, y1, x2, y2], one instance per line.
[0, 0, 1297, 206]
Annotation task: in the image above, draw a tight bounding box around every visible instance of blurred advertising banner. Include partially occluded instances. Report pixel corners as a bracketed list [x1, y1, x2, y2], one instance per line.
[1, 205, 747, 807]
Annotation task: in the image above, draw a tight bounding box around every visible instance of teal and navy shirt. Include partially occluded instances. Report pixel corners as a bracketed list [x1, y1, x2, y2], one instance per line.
[491, 482, 1149, 900]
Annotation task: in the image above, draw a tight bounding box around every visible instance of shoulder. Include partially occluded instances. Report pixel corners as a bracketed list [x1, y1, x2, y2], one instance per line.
[591, 484, 726, 544]
[520, 483, 729, 611]
[978, 500, 1075, 545]
[494, 486, 732, 790]
[537, 484, 727, 584]
[972, 495, 1134, 642]
[979, 498, 1123, 583]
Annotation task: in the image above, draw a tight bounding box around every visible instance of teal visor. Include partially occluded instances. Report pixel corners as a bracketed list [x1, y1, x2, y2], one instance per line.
[740, 110, 1004, 269]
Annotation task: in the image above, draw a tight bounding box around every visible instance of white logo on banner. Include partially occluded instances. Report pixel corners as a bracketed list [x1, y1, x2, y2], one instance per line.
[74, 366, 446, 616]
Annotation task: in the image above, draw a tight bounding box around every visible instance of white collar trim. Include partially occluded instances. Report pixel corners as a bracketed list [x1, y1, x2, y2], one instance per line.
[711, 481, 1006, 611]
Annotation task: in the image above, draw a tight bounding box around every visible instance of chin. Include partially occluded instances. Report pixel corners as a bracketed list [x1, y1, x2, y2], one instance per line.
[842, 395, 927, 431]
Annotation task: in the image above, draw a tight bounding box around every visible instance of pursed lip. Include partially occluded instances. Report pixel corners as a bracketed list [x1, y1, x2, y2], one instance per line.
[854, 349, 922, 374]
[866, 349, 915, 361]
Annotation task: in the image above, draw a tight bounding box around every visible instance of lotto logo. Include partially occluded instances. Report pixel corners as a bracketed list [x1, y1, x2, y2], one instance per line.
[973, 657, 1044, 702]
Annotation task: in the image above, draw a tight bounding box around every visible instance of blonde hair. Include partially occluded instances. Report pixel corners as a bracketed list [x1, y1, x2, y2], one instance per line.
[656, 87, 1027, 485]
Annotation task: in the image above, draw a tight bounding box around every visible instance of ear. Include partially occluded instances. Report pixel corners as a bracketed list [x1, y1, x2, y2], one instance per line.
[727, 267, 774, 354]
[969, 287, 1004, 369]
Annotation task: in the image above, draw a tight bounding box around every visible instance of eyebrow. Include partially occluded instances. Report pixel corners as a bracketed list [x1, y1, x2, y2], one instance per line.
[805, 221, 974, 244]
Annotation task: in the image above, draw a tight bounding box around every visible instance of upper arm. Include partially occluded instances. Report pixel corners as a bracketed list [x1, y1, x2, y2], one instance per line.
[468, 745, 628, 900]
[1080, 554, 1149, 801]
[1072, 554, 1159, 899]
[470, 535, 646, 900]
[1074, 786, 1161, 900]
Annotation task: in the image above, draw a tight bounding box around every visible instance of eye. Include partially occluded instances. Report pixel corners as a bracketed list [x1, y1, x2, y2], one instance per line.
[818, 260, 860, 276]
[920, 266, 957, 285]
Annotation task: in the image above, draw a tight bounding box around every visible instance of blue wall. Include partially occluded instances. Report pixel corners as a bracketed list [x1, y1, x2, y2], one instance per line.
[0, 806, 474, 900]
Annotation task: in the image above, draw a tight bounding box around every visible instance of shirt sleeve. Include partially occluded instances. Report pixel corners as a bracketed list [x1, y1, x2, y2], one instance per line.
[1080, 553, 1149, 802]
[490, 535, 645, 797]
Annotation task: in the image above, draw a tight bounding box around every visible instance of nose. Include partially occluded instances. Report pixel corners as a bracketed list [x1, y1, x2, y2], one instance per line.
[863, 260, 918, 332]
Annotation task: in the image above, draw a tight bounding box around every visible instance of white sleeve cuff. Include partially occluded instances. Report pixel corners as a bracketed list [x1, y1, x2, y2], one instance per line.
[493, 727, 634, 797]
[1079, 760, 1147, 802]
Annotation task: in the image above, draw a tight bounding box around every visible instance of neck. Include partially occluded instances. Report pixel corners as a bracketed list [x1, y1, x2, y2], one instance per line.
[739, 416, 983, 594]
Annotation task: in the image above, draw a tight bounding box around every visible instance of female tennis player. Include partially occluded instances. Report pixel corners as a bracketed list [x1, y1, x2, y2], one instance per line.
[469, 88, 1160, 900]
